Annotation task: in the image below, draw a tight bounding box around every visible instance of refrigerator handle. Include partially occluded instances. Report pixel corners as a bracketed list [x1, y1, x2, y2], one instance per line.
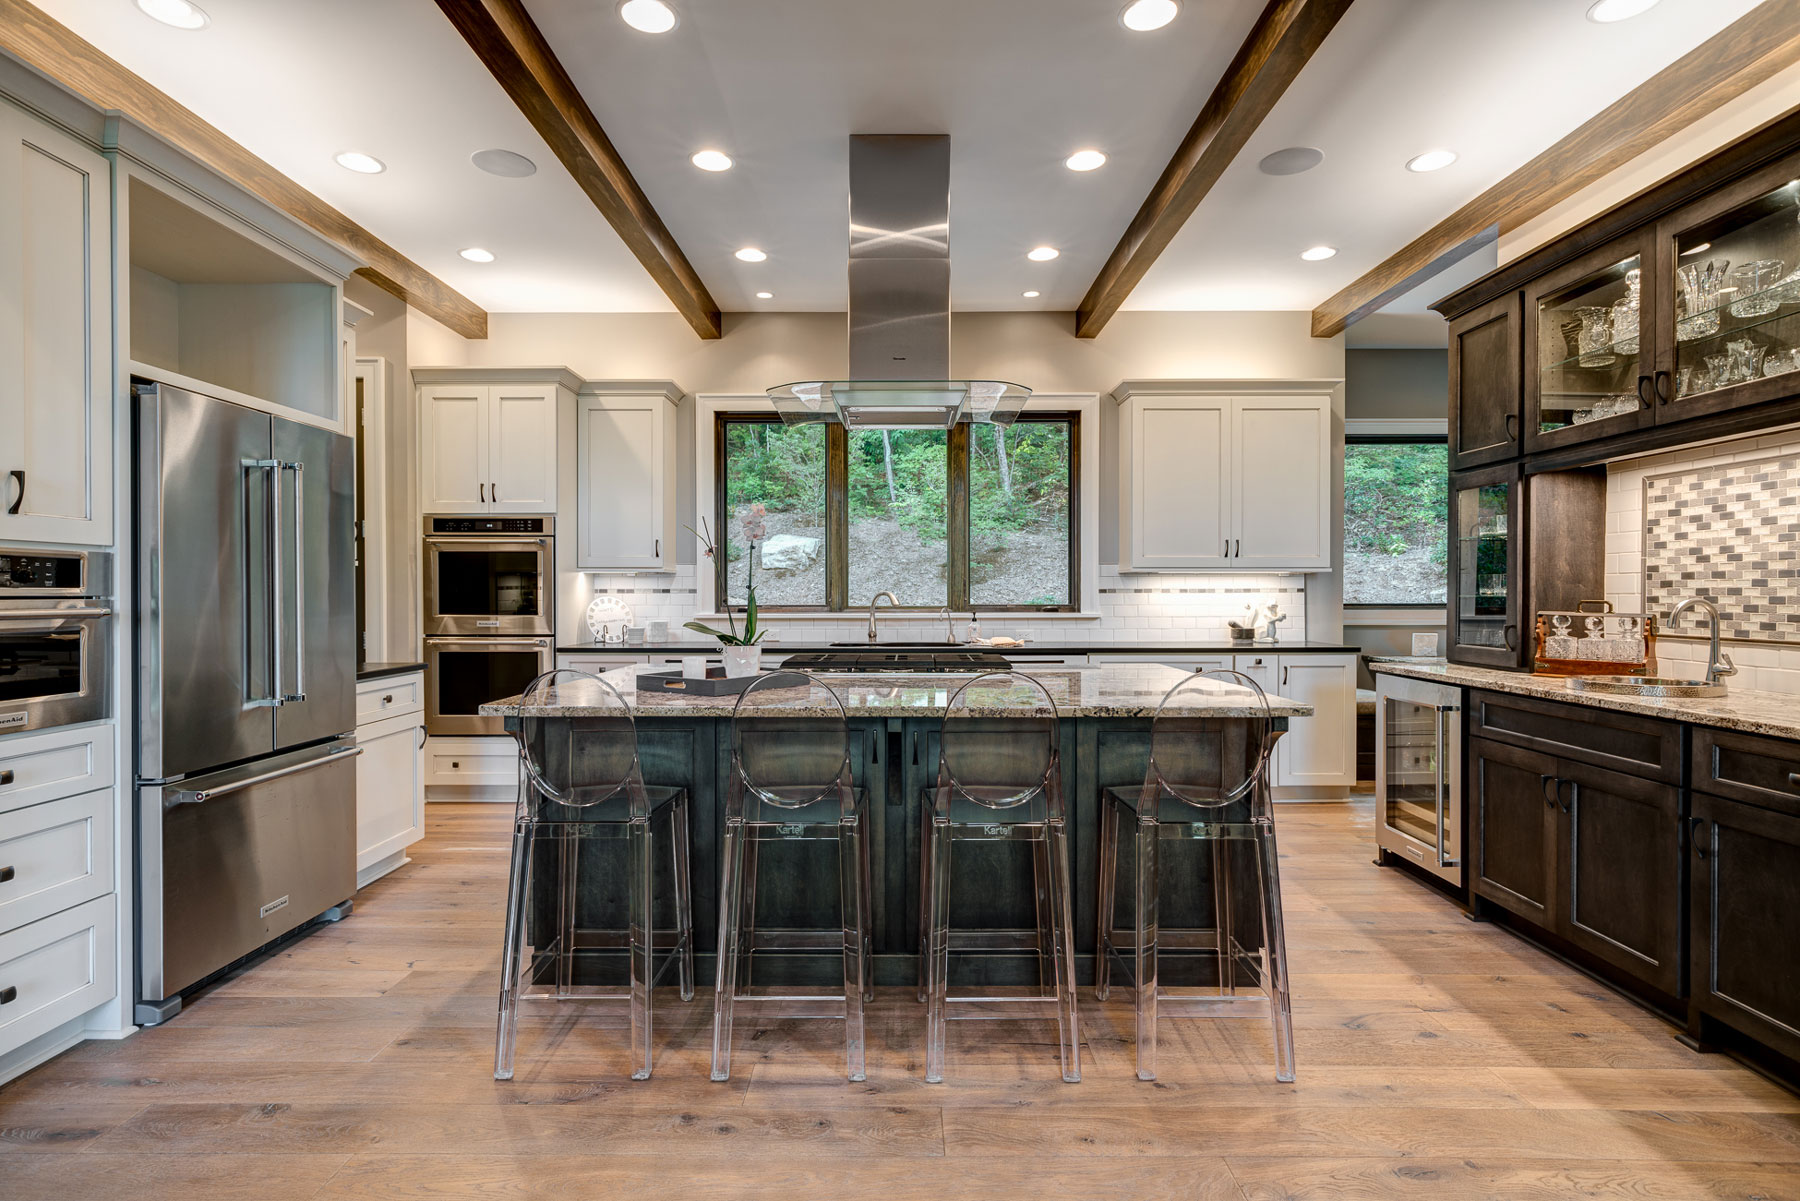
[1436, 702, 1461, 869]
[244, 460, 282, 709]
[284, 461, 307, 703]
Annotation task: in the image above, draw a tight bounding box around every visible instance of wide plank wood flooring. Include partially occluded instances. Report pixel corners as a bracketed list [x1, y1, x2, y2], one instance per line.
[4, 801, 1798, 1200]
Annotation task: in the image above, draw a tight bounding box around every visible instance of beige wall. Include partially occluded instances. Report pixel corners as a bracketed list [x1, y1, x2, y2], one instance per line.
[345, 276, 417, 657]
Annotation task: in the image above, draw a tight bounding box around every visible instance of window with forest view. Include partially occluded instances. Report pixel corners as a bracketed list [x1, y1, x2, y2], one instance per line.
[1343, 439, 1448, 607]
[716, 413, 1076, 611]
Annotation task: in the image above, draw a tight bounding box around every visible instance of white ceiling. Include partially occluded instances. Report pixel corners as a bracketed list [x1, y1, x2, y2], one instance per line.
[33, 0, 1766, 321]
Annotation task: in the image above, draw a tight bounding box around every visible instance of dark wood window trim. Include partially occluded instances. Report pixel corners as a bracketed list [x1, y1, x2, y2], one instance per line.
[1344, 432, 1449, 612]
[714, 411, 1080, 614]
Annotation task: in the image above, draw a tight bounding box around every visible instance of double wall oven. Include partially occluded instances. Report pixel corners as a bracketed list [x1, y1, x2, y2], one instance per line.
[0, 547, 112, 734]
[423, 516, 553, 735]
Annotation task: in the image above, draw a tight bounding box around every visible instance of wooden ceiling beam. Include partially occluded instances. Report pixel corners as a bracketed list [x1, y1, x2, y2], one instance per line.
[436, 0, 722, 339]
[1075, 0, 1355, 339]
[0, 0, 489, 339]
[1310, 0, 1800, 340]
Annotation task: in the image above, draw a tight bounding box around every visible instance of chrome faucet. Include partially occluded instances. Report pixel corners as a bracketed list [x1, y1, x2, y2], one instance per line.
[940, 606, 956, 644]
[1670, 596, 1737, 686]
[867, 591, 899, 643]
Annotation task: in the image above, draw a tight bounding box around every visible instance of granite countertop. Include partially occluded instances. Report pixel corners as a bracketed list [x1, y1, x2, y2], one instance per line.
[482, 663, 1313, 720]
[556, 640, 1358, 656]
[357, 661, 426, 682]
[1366, 656, 1800, 741]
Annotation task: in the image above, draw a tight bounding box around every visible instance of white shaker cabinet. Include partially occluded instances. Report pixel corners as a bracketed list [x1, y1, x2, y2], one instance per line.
[354, 672, 425, 887]
[1270, 653, 1357, 788]
[0, 100, 112, 546]
[575, 382, 683, 570]
[1114, 383, 1336, 572]
[416, 369, 577, 514]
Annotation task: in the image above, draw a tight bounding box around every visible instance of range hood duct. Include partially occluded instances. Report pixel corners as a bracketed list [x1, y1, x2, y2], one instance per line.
[769, 134, 1029, 429]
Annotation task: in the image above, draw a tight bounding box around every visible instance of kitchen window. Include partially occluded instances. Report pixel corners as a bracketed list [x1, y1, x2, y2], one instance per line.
[715, 413, 1078, 612]
[1344, 435, 1449, 608]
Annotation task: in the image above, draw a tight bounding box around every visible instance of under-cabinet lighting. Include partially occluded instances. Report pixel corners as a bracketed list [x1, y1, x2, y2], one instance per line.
[1682, 243, 1711, 257]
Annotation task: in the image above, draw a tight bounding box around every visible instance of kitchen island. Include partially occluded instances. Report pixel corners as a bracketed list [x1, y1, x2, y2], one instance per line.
[481, 664, 1311, 986]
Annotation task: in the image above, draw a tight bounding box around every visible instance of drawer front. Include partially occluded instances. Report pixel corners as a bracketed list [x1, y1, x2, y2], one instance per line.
[0, 725, 115, 815]
[1469, 689, 1680, 784]
[1692, 727, 1800, 818]
[0, 790, 113, 935]
[424, 735, 518, 787]
[356, 674, 423, 724]
[0, 895, 117, 1057]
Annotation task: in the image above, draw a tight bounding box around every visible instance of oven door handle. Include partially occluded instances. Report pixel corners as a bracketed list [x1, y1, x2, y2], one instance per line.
[167, 745, 363, 807]
[0, 606, 113, 620]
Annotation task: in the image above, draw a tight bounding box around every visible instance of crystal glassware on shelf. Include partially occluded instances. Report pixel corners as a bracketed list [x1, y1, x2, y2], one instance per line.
[1677, 260, 1728, 341]
[1611, 268, 1641, 355]
[1703, 352, 1732, 393]
[1574, 306, 1616, 367]
[1774, 266, 1800, 306]
[1726, 338, 1767, 384]
[1763, 347, 1800, 377]
[1676, 365, 1698, 397]
[1729, 259, 1785, 318]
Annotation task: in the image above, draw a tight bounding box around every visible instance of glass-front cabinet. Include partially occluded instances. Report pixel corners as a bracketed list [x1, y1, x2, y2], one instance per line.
[1448, 464, 1525, 669]
[1657, 164, 1800, 422]
[1524, 233, 1657, 454]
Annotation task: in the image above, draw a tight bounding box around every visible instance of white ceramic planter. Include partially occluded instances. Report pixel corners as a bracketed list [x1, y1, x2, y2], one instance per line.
[721, 645, 764, 678]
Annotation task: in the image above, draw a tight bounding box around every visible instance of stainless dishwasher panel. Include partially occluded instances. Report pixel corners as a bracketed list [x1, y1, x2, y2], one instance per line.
[137, 741, 361, 1008]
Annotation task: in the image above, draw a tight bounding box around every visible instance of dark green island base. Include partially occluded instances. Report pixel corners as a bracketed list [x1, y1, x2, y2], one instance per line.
[486, 664, 1303, 987]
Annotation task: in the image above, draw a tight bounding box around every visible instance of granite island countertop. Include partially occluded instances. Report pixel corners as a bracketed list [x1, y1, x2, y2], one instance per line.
[482, 663, 1313, 720]
[555, 640, 1359, 656]
[1367, 656, 1800, 740]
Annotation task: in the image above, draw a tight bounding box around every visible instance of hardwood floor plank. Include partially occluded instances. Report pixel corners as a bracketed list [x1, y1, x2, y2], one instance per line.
[1493, 1067, 1800, 1113]
[0, 1153, 351, 1201]
[1225, 1155, 1800, 1200]
[0, 1099, 148, 1154]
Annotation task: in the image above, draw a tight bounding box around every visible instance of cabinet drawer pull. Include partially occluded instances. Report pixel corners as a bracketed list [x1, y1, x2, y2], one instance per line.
[479, 483, 486, 504]
[5, 469, 20, 516]
[1503, 624, 1518, 651]
[0, 769, 12, 786]
[1787, 772, 1800, 791]
[1558, 778, 1575, 813]
[1233, 538, 1240, 559]
[1654, 370, 1672, 405]
[382, 694, 394, 704]
[0, 866, 12, 883]
[1636, 375, 1652, 408]
[1690, 816, 1707, 860]
[492, 482, 499, 503]
[1504, 413, 1518, 443]
[1540, 773, 1558, 809]
[0, 986, 14, 1005]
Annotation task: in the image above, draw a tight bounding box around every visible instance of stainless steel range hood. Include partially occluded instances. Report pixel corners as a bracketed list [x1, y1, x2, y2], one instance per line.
[769, 135, 1029, 429]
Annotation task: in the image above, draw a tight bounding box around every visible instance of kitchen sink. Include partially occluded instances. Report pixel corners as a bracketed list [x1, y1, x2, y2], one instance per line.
[1566, 676, 1728, 699]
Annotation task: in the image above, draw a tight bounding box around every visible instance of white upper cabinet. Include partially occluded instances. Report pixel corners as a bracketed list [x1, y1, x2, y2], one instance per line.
[576, 383, 681, 570]
[0, 100, 112, 546]
[416, 370, 575, 515]
[1115, 383, 1336, 571]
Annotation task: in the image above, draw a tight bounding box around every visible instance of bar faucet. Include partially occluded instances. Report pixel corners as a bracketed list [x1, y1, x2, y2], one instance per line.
[867, 591, 899, 643]
[1670, 596, 1737, 686]
[940, 606, 956, 645]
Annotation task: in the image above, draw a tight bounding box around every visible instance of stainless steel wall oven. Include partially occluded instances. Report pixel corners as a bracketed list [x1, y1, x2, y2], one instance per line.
[422, 516, 554, 736]
[0, 547, 112, 734]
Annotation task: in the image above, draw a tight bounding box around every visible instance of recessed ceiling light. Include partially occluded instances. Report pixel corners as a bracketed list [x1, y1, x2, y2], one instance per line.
[459, 247, 496, 263]
[1406, 149, 1459, 173]
[1300, 245, 1338, 261]
[735, 247, 767, 263]
[1065, 149, 1107, 172]
[1258, 147, 1324, 176]
[333, 151, 385, 175]
[1022, 291, 1041, 298]
[1028, 246, 1060, 262]
[471, 148, 537, 178]
[1586, 0, 1660, 22]
[1119, 0, 1178, 32]
[755, 291, 773, 300]
[691, 149, 734, 172]
[136, 0, 209, 29]
[618, 0, 677, 33]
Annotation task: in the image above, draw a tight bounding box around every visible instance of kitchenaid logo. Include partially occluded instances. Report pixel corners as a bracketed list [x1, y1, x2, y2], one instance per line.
[0, 712, 25, 729]
[259, 895, 290, 918]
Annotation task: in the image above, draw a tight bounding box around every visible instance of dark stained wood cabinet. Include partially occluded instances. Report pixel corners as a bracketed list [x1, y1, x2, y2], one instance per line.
[1447, 464, 1526, 669]
[1690, 790, 1800, 1064]
[1471, 735, 1559, 927]
[1448, 292, 1522, 471]
[1559, 758, 1682, 997]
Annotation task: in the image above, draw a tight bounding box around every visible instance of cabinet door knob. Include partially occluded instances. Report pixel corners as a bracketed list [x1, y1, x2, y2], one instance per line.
[5, 470, 20, 515]
[382, 694, 394, 704]
[1786, 772, 1800, 792]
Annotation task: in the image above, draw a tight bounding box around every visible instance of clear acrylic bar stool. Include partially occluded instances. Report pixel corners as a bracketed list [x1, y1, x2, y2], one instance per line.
[495, 669, 694, 1082]
[920, 671, 1079, 1084]
[1094, 668, 1294, 1082]
[711, 671, 874, 1082]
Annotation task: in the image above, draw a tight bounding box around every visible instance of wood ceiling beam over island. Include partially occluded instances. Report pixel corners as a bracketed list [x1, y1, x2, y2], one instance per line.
[1309, 0, 1800, 340]
[0, 0, 489, 339]
[436, 0, 723, 340]
[1074, 0, 1355, 339]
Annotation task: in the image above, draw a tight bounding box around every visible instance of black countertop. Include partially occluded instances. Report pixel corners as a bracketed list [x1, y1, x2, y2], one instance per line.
[357, 661, 426, 682]
[555, 641, 1358, 656]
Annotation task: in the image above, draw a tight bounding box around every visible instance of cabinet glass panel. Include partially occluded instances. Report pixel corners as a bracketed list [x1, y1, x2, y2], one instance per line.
[1671, 179, 1800, 403]
[1455, 481, 1511, 649]
[1383, 697, 1443, 848]
[1535, 254, 1644, 433]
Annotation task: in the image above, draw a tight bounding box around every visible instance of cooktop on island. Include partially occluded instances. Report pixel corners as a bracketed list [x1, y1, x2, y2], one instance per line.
[781, 649, 1014, 674]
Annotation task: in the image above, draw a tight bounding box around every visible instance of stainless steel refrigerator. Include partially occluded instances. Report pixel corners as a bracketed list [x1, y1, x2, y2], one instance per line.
[134, 380, 360, 1025]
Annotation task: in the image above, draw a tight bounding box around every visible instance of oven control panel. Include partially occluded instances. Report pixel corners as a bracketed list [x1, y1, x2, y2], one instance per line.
[428, 517, 553, 535]
[0, 549, 85, 591]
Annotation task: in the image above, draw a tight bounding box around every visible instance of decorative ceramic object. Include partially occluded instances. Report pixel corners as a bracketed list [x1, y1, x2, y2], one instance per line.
[721, 645, 763, 678]
[585, 595, 633, 644]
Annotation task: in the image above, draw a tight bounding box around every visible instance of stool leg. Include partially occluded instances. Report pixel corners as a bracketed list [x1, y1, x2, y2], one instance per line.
[859, 807, 876, 1004]
[628, 812, 654, 1081]
[1134, 812, 1160, 1082]
[1031, 836, 1053, 999]
[924, 818, 953, 1084]
[1094, 794, 1117, 1002]
[917, 796, 931, 1004]
[1212, 834, 1235, 995]
[555, 827, 580, 997]
[1254, 817, 1296, 1083]
[672, 796, 696, 1003]
[1047, 818, 1081, 1084]
[839, 811, 868, 1082]
[710, 819, 747, 1082]
[741, 835, 760, 988]
[494, 820, 534, 1081]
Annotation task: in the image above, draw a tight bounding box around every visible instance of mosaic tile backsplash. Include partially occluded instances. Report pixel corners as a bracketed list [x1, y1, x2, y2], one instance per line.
[1643, 451, 1800, 643]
